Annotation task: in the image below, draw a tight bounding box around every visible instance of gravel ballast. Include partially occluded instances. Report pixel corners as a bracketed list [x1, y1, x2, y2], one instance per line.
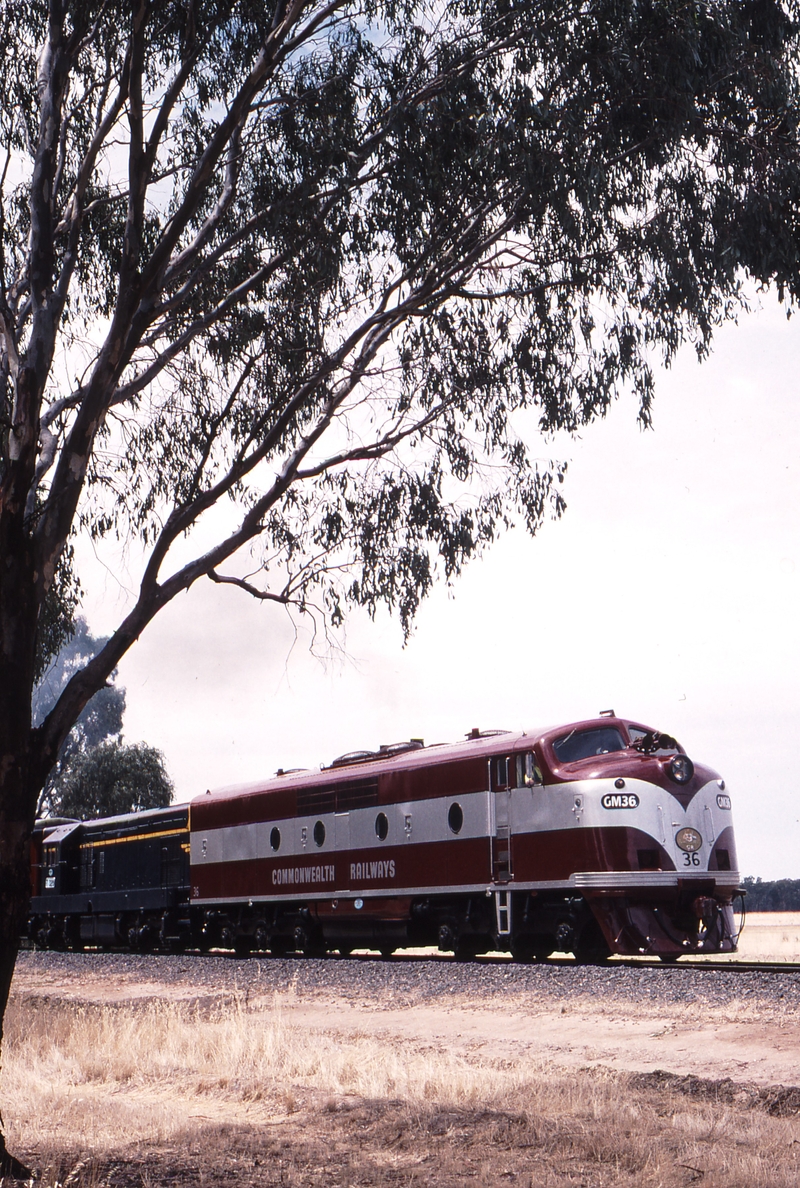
[14, 949, 800, 1012]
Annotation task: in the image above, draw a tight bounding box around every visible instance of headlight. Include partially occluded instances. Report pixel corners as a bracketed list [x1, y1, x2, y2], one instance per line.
[675, 826, 702, 853]
[668, 754, 694, 785]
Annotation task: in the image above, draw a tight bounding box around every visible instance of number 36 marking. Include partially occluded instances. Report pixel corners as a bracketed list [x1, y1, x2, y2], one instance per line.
[683, 852, 701, 867]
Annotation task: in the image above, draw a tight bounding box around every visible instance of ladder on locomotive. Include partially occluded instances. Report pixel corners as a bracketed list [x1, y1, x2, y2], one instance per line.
[492, 790, 512, 883]
[489, 755, 513, 884]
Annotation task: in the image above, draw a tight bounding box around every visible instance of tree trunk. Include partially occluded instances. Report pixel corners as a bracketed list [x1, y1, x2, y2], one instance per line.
[0, 814, 34, 1180]
[0, 502, 40, 1177]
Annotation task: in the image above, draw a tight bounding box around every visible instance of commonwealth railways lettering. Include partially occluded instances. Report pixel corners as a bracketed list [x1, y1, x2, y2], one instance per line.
[271, 864, 335, 886]
[350, 859, 396, 881]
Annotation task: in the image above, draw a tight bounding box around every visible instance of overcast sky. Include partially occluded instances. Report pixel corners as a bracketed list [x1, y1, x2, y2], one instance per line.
[78, 296, 799, 881]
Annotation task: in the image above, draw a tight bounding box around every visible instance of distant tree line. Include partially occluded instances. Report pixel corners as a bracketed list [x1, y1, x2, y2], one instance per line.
[740, 877, 800, 912]
[34, 617, 173, 821]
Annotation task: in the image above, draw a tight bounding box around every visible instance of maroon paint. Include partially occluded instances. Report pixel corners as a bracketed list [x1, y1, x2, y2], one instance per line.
[193, 835, 494, 901]
[512, 827, 677, 880]
[314, 897, 413, 921]
[190, 717, 717, 832]
[193, 825, 686, 904]
[708, 825, 738, 871]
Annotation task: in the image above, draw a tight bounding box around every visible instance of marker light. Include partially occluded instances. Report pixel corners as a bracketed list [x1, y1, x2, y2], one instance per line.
[668, 755, 694, 785]
[675, 827, 702, 853]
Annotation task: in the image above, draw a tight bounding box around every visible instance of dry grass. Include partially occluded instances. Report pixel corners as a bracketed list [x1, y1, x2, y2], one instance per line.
[3, 993, 799, 1187]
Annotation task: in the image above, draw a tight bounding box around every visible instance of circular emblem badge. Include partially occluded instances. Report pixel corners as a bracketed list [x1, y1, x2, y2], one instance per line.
[675, 826, 702, 853]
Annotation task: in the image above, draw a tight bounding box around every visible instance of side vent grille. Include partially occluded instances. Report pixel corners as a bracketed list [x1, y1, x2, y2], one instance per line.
[296, 779, 379, 816]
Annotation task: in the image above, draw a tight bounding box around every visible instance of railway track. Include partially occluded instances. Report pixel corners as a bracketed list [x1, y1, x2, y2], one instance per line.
[18, 940, 800, 975]
[15, 947, 800, 1023]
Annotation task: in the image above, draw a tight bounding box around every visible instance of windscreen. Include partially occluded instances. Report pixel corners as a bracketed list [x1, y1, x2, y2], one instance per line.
[552, 727, 626, 763]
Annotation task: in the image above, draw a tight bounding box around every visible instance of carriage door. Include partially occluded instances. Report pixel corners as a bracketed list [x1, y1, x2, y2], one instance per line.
[490, 756, 512, 883]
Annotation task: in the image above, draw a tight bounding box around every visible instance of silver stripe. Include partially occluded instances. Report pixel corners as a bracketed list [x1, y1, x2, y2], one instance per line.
[569, 869, 741, 890]
[192, 868, 741, 905]
[192, 788, 491, 865]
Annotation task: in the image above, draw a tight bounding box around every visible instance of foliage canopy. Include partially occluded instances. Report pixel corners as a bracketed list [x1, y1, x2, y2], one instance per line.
[48, 741, 174, 820]
[33, 617, 128, 816]
[0, 1, 798, 799]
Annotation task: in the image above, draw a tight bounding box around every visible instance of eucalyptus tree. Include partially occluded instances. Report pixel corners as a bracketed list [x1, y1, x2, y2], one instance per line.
[1, 0, 800, 1172]
[33, 617, 128, 816]
[48, 740, 174, 820]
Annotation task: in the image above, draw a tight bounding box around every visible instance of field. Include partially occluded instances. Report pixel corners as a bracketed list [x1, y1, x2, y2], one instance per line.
[729, 913, 800, 961]
[5, 929, 800, 1188]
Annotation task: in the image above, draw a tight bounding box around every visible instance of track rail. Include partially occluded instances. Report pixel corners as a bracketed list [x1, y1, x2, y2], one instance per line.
[19, 939, 800, 973]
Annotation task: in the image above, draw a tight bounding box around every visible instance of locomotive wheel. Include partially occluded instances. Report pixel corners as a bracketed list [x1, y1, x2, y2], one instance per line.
[269, 936, 291, 957]
[573, 919, 611, 964]
[233, 936, 254, 958]
[659, 953, 681, 964]
[337, 944, 354, 957]
[378, 946, 396, 959]
[253, 925, 269, 951]
[37, 925, 63, 951]
[128, 925, 152, 953]
[293, 925, 326, 957]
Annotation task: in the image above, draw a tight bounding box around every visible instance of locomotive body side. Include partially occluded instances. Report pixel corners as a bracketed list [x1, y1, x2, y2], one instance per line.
[188, 717, 741, 959]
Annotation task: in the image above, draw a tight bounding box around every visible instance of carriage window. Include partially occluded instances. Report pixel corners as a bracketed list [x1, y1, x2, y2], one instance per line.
[552, 727, 626, 763]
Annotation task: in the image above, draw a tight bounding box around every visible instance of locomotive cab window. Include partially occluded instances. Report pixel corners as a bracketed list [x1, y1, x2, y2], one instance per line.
[552, 727, 626, 763]
[515, 752, 542, 788]
[628, 725, 683, 755]
[493, 757, 510, 788]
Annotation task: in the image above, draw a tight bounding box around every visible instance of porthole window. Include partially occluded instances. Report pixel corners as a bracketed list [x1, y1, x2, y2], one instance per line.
[375, 812, 389, 841]
[448, 802, 464, 834]
[313, 820, 326, 847]
[270, 827, 281, 851]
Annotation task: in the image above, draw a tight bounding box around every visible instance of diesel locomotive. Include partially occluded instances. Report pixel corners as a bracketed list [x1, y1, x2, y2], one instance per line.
[27, 713, 741, 961]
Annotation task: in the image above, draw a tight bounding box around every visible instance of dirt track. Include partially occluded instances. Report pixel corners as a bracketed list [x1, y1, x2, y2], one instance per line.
[13, 947, 800, 1089]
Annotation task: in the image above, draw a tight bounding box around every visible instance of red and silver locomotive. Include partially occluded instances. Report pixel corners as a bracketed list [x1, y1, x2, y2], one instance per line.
[28, 713, 740, 961]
